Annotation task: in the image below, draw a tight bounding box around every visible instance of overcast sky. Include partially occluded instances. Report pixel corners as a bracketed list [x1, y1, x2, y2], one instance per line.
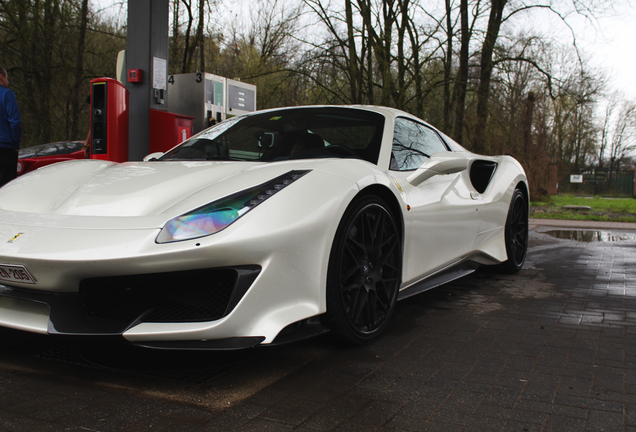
[580, 11, 636, 99]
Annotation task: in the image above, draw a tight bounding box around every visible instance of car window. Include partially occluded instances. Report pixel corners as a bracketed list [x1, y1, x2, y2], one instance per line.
[390, 118, 449, 171]
[160, 107, 385, 165]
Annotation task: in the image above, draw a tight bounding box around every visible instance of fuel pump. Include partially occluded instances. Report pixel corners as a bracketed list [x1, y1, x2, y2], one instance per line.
[90, 78, 129, 163]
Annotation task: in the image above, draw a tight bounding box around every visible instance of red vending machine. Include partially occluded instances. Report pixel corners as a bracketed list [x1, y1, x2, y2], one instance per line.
[90, 78, 129, 162]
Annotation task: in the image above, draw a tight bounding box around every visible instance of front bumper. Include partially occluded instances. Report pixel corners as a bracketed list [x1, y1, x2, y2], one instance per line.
[0, 266, 261, 335]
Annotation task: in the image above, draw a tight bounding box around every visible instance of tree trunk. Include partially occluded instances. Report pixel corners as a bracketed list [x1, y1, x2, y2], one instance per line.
[443, 0, 453, 132]
[181, 0, 193, 73]
[69, 0, 89, 140]
[40, 0, 59, 143]
[451, 0, 469, 144]
[357, 0, 376, 104]
[197, 0, 204, 72]
[380, 0, 394, 106]
[473, 0, 507, 154]
[522, 92, 535, 157]
[171, 0, 180, 73]
[395, 0, 409, 108]
[345, 0, 360, 103]
[407, 20, 423, 118]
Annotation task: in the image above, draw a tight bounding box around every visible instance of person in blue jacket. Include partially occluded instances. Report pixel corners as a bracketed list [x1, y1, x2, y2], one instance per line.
[0, 67, 21, 187]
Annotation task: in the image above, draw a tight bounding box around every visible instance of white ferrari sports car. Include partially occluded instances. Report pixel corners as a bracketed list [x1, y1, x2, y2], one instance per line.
[0, 106, 528, 348]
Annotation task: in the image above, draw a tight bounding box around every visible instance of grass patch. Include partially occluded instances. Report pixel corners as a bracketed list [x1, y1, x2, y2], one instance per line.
[531, 195, 636, 213]
[530, 195, 636, 222]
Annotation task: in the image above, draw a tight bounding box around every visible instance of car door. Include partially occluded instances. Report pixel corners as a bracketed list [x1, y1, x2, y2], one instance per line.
[389, 117, 484, 287]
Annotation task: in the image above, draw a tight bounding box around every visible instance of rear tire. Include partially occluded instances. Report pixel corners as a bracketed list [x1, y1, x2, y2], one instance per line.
[497, 188, 528, 274]
[323, 195, 402, 345]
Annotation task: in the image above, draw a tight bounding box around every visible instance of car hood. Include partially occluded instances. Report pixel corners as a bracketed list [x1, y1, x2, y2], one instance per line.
[0, 159, 321, 219]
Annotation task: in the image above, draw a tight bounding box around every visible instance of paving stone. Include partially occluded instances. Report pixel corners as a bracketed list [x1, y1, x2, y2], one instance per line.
[346, 399, 404, 426]
[481, 386, 524, 409]
[397, 396, 444, 420]
[592, 371, 625, 393]
[0, 223, 635, 431]
[473, 403, 548, 424]
[430, 409, 508, 430]
[237, 417, 296, 431]
[30, 398, 92, 423]
[384, 414, 439, 431]
[0, 415, 64, 432]
[259, 406, 315, 426]
[515, 399, 587, 419]
[438, 389, 487, 414]
[503, 419, 545, 431]
[556, 377, 593, 398]
[299, 404, 355, 430]
[553, 394, 623, 412]
[543, 414, 586, 432]
[586, 409, 624, 431]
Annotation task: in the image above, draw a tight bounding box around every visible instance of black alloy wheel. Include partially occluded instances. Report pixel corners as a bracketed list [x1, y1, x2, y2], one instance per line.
[324, 195, 402, 344]
[499, 187, 528, 273]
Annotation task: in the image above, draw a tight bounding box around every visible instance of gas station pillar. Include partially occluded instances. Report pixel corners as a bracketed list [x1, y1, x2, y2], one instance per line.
[126, 0, 169, 161]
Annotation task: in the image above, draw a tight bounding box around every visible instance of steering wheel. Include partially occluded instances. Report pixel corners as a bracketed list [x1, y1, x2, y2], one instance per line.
[325, 145, 357, 157]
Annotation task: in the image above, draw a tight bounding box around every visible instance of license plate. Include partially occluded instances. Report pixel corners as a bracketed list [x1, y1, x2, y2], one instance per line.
[0, 264, 36, 284]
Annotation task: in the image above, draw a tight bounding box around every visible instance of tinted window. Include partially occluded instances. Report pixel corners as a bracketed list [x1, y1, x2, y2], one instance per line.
[390, 118, 448, 171]
[160, 107, 385, 165]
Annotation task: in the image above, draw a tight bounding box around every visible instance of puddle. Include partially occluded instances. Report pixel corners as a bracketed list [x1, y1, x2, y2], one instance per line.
[543, 230, 636, 242]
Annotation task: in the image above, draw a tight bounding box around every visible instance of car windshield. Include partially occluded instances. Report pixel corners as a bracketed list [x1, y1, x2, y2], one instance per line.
[159, 107, 385, 164]
[19, 141, 85, 159]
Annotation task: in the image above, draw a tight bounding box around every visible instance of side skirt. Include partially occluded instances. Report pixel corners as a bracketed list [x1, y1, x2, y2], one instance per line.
[397, 260, 480, 301]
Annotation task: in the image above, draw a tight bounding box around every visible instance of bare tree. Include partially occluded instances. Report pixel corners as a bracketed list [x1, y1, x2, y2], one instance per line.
[0, 0, 125, 145]
[303, 0, 446, 110]
[599, 94, 636, 179]
[169, 0, 215, 74]
[68, 0, 90, 140]
[448, 0, 480, 143]
[213, 0, 304, 108]
[473, 0, 507, 154]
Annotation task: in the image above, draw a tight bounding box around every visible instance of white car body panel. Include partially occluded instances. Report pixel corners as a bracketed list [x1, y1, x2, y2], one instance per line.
[0, 105, 528, 347]
[0, 297, 49, 334]
[395, 170, 482, 285]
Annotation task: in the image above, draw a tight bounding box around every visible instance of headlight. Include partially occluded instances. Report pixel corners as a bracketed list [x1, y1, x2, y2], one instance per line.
[156, 170, 310, 243]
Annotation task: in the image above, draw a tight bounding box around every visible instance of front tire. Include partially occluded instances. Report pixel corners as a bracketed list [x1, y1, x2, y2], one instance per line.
[324, 195, 402, 344]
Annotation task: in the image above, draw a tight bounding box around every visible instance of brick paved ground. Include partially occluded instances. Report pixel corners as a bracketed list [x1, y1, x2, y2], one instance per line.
[0, 222, 634, 431]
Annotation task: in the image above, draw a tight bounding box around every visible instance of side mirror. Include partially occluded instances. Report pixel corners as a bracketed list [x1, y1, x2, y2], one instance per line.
[406, 152, 470, 186]
[143, 152, 164, 161]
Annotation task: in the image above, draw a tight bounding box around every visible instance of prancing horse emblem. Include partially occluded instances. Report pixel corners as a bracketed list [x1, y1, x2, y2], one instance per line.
[8, 233, 23, 243]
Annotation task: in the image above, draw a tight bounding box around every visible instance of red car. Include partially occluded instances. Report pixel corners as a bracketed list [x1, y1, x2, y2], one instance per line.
[17, 141, 88, 176]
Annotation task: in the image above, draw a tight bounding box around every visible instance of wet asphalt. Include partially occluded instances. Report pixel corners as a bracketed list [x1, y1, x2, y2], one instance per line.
[0, 219, 634, 431]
